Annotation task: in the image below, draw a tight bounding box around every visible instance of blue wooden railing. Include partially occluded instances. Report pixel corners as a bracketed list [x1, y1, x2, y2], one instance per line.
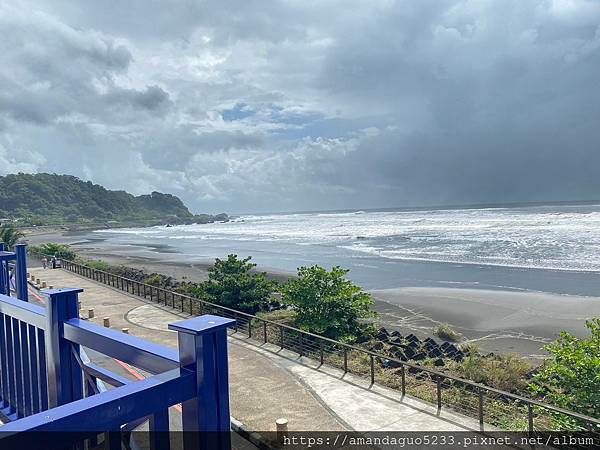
[0, 243, 28, 302]
[0, 246, 236, 449]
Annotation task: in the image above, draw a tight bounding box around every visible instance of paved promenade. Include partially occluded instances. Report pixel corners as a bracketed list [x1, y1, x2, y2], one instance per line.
[29, 267, 486, 433]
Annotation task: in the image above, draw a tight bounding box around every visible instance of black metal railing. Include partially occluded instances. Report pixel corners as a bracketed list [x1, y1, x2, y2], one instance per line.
[29, 251, 600, 434]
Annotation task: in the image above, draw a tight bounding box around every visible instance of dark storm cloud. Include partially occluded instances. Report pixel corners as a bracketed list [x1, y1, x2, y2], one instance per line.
[336, 123, 600, 208]
[298, 0, 600, 208]
[1, 1, 600, 212]
[103, 85, 172, 112]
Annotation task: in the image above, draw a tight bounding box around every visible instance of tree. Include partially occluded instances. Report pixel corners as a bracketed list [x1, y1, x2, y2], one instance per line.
[29, 243, 77, 260]
[281, 265, 376, 342]
[200, 255, 278, 314]
[529, 319, 600, 425]
[0, 172, 195, 225]
[0, 225, 24, 249]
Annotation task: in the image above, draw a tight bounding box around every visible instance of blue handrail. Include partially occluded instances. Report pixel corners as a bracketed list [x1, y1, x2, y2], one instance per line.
[0, 247, 236, 450]
[63, 318, 179, 373]
[1, 368, 196, 432]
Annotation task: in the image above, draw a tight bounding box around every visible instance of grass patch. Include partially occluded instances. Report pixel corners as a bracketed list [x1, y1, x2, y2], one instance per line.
[459, 342, 481, 355]
[256, 309, 297, 326]
[84, 260, 111, 271]
[433, 323, 462, 342]
[447, 353, 532, 392]
[144, 274, 165, 286]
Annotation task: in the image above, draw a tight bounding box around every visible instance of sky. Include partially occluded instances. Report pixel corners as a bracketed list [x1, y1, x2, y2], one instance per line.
[1, 0, 600, 214]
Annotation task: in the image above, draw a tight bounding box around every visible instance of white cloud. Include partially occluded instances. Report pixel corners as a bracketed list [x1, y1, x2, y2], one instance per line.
[0, 0, 599, 212]
[0, 142, 46, 175]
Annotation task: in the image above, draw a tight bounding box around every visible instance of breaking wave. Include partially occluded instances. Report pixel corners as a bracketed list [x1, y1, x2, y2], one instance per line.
[97, 204, 600, 272]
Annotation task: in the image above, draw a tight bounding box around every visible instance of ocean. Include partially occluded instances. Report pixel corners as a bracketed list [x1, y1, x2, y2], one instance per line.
[93, 203, 600, 296]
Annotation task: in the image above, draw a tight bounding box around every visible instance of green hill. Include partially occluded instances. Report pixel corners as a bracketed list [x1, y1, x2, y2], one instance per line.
[0, 173, 221, 226]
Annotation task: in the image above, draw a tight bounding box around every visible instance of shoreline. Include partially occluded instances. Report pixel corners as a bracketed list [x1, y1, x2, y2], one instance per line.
[25, 228, 600, 361]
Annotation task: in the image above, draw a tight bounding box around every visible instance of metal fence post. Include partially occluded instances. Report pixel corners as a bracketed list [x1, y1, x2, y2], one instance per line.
[320, 341, 324, 366]
[14, 244, 28, 302]
[478, 388, 484, 426]
[45, 288, 84, 408]
[436, 376, 442, 410]
[527, 403, 534, 436]
[401, 364, 406, 397]
[169, 315, 236, 450]
[263, 321, 267, 344]
[343, 347, 348, 373]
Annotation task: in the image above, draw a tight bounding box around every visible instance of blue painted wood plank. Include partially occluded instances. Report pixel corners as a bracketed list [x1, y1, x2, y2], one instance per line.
[5, 316, 16, 414]
[27, 325, 40, 414]
[0, 312, 7, 408]
[149, 408, 171, 450]
[0, 294, 45, 329]
[11, 318, 24, 418]
[0, 368, 194, 433]
[19, 321, 31, 416]
[63, 319, 179, 374]
[37, 329, 48, 412]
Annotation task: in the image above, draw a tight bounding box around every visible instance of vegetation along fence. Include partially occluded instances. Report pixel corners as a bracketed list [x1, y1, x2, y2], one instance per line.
[31, 251, 600, 435]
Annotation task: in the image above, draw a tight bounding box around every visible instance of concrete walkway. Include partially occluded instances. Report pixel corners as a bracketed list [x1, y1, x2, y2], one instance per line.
[29, 267, 486, 433]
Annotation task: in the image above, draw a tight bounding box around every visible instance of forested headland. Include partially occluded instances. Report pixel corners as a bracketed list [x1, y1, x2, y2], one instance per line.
[0, 173, 227, 226]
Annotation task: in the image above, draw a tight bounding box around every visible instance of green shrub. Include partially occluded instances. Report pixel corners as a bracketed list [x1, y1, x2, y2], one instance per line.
[433, 323, 462, 342]
[529, 318, 600, 421]
[200, 255, 278, 314]
[29, 243, 77, 260]
[281, 265, 376, 343]
[144, 274, 165, 286]
[0, 225, 24, 249]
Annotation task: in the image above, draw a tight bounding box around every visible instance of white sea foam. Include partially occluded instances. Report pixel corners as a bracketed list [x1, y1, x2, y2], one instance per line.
[95, 204, 600, 272]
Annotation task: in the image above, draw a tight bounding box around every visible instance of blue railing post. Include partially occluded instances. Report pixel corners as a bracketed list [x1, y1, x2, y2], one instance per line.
[14, 244, 28, 302]
[169, 315, 236, 450]
[45, 288, 84, 408]
[0, 243, 6, 296]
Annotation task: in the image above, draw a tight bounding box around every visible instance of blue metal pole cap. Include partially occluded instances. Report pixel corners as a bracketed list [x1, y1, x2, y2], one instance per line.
[168, 315, 236, 335]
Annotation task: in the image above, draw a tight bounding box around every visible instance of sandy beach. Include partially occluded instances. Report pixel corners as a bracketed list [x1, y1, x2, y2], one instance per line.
[25, 228, 600, 362]
[371, 287, 600, 361]
[24, 229, 294, 283]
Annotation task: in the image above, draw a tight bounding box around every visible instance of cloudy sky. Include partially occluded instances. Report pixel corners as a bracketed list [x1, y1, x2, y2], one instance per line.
[1, 1, 600, 213]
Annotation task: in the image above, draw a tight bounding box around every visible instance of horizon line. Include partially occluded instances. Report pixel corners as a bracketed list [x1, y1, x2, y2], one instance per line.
[231, 198, 600, 216]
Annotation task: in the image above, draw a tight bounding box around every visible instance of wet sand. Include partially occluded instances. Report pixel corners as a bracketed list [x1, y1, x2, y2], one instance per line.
[25, 229, 600, 362]
[371, 287, 600, 361]
[24, 229, 294, 283]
